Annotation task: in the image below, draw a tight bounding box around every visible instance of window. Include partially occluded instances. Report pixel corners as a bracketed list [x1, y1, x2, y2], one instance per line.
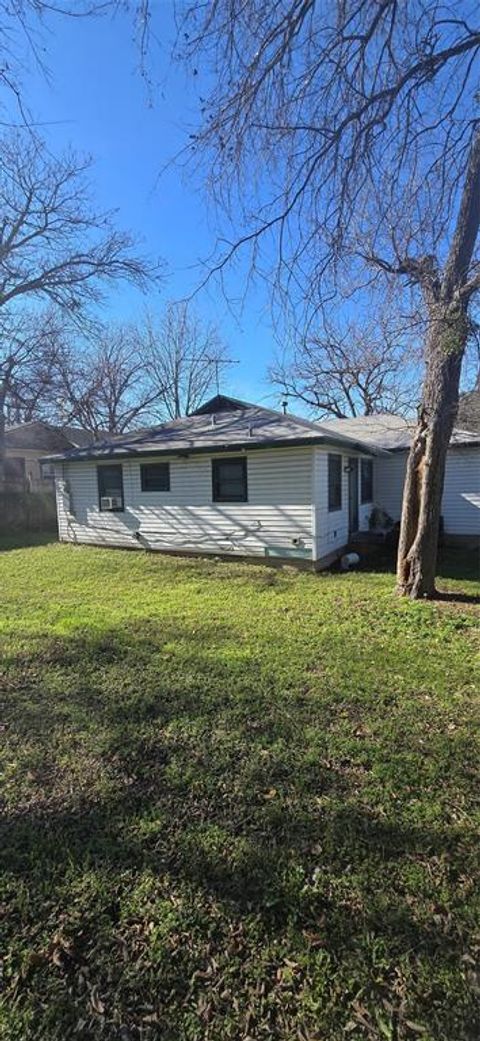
[360, 458, 374, 503]
[212, 457, 248, 502]
[328, 453, 342, 512]
[97, 464, 124, 511]
[140, 462, 170, 492]
[40, 461, 55, 481]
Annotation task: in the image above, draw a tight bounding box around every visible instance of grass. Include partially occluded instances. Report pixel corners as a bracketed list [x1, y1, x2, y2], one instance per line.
[0, 539, 478, 1041]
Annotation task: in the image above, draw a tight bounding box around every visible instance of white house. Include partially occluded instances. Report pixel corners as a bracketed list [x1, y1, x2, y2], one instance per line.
[45, 395, 384, 568]
[321, 414, 480, 540]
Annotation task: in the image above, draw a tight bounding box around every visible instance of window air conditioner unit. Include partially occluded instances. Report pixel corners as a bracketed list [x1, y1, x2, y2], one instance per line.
[101, 496, 122, 510]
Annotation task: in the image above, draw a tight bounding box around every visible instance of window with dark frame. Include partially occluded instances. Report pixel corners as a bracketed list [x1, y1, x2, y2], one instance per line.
[360, 458, 374, 503]
[140, 462, 170, 492]
[212, 457, 248, 502]
[328, 453, 342, 512]
[40, 461, 55, 481]
[97, 464, 124, 511]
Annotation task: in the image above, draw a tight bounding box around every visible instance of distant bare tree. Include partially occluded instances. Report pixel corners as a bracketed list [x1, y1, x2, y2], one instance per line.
[55, 328, 159, 435]
[0, 309, 63, 482]
[271, 314, 418, 419]
[51, 304, 232, 435]
[174, 1, 480, 597]
[146, 303, 232, 419]
[0, 132, 158, 476]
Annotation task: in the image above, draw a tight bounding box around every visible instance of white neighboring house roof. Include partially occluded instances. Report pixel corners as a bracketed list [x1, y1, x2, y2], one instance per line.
[319, 414, 480, 451]
[42, 395, 389, 462]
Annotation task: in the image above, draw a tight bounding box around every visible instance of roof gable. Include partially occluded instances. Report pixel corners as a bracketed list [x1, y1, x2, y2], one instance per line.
[191, 394, 250, 415]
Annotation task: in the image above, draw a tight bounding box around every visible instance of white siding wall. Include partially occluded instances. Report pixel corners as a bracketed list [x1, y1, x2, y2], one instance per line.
[373, 453, 406, 522]
[443, 449, 480, 534]
[374, 447, 480, 535]
[312, 447, 374, 559]
[55, 447, 315, 559]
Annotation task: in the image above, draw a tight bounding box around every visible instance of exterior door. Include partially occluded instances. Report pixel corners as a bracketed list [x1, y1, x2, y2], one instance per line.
[348, 457, 359, 533]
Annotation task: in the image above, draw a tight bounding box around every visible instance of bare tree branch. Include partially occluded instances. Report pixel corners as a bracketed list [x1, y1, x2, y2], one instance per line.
[0, 130, 160, 481]
[0, 134, 160, 314]
[173, 0, 480, 311]
[53, 326, 160, 434]
[145, 302, 234, 419]
[270, 311, 421, 419]
[0, 2, 124, 122]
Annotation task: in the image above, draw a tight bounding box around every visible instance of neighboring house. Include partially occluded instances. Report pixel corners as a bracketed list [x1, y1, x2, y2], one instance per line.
[4, 422, 96, 491]
[44, 395, 384, 568]
[321, 414, 480, 539]
[457, 388, 480, 432]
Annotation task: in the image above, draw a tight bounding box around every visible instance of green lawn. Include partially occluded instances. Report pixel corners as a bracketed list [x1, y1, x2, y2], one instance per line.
[0, 539, 479, 1041]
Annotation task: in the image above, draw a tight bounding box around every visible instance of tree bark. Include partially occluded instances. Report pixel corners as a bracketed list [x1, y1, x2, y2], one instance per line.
[396, 305, 466, 597]
[0, 378, 6, 489]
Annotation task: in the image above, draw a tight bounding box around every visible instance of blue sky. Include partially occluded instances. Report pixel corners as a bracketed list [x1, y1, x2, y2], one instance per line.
[24, 3, 279, 405]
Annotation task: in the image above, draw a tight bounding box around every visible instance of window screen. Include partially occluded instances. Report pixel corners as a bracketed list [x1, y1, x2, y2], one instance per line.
[140, 463, 170, 492]
[328, 454, 342, 512]
[360, 459, 374, 503]
[212, 457, 248, 502]
[97, 465, 124, 511]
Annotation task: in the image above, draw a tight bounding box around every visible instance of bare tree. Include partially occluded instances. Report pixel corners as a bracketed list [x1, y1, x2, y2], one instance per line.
[44, 304, 232, 436]
[0, 309, 64, 482]
[0, 134, 154, 311]
[0, 131, 158, 476]
[146, 302, 233, 419]
[173, 1, 480, 597]
[54, 327, 159, 435]
[270, 313, 419, 419]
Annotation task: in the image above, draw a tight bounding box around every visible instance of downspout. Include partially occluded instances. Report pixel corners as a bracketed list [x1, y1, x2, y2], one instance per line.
[311, 446, 320, 566]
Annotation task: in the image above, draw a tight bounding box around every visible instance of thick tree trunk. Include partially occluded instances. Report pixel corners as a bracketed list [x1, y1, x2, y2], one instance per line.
[396, 304, 466, 598]
[0, 386, 6, 489]
[397, 128, 480, 599]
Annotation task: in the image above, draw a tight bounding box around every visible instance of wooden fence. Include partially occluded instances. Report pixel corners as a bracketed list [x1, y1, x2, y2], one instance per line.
[0, 489, 57, 533]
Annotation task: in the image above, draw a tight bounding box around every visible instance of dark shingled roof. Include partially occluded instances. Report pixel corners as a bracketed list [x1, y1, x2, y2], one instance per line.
[6, 421, 96, 453]
[42, 395, 387, 462]
[60, 426, 97, 448]
[319, 414, 480, 450]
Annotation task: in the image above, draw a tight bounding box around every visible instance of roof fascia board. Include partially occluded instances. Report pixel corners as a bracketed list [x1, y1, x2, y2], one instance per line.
[41, 435, 386, 464]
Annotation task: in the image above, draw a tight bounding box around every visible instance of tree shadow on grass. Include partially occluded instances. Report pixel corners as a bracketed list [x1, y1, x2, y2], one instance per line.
[2, 775, 475, 938]
[340, 545, 479, 604]
[347, 545, 479, 580]
[1, 759, 477, 1039]
[1, 620, 478, 1040]
[437, 546, 480, 582]
[432, 588, 480, 606]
